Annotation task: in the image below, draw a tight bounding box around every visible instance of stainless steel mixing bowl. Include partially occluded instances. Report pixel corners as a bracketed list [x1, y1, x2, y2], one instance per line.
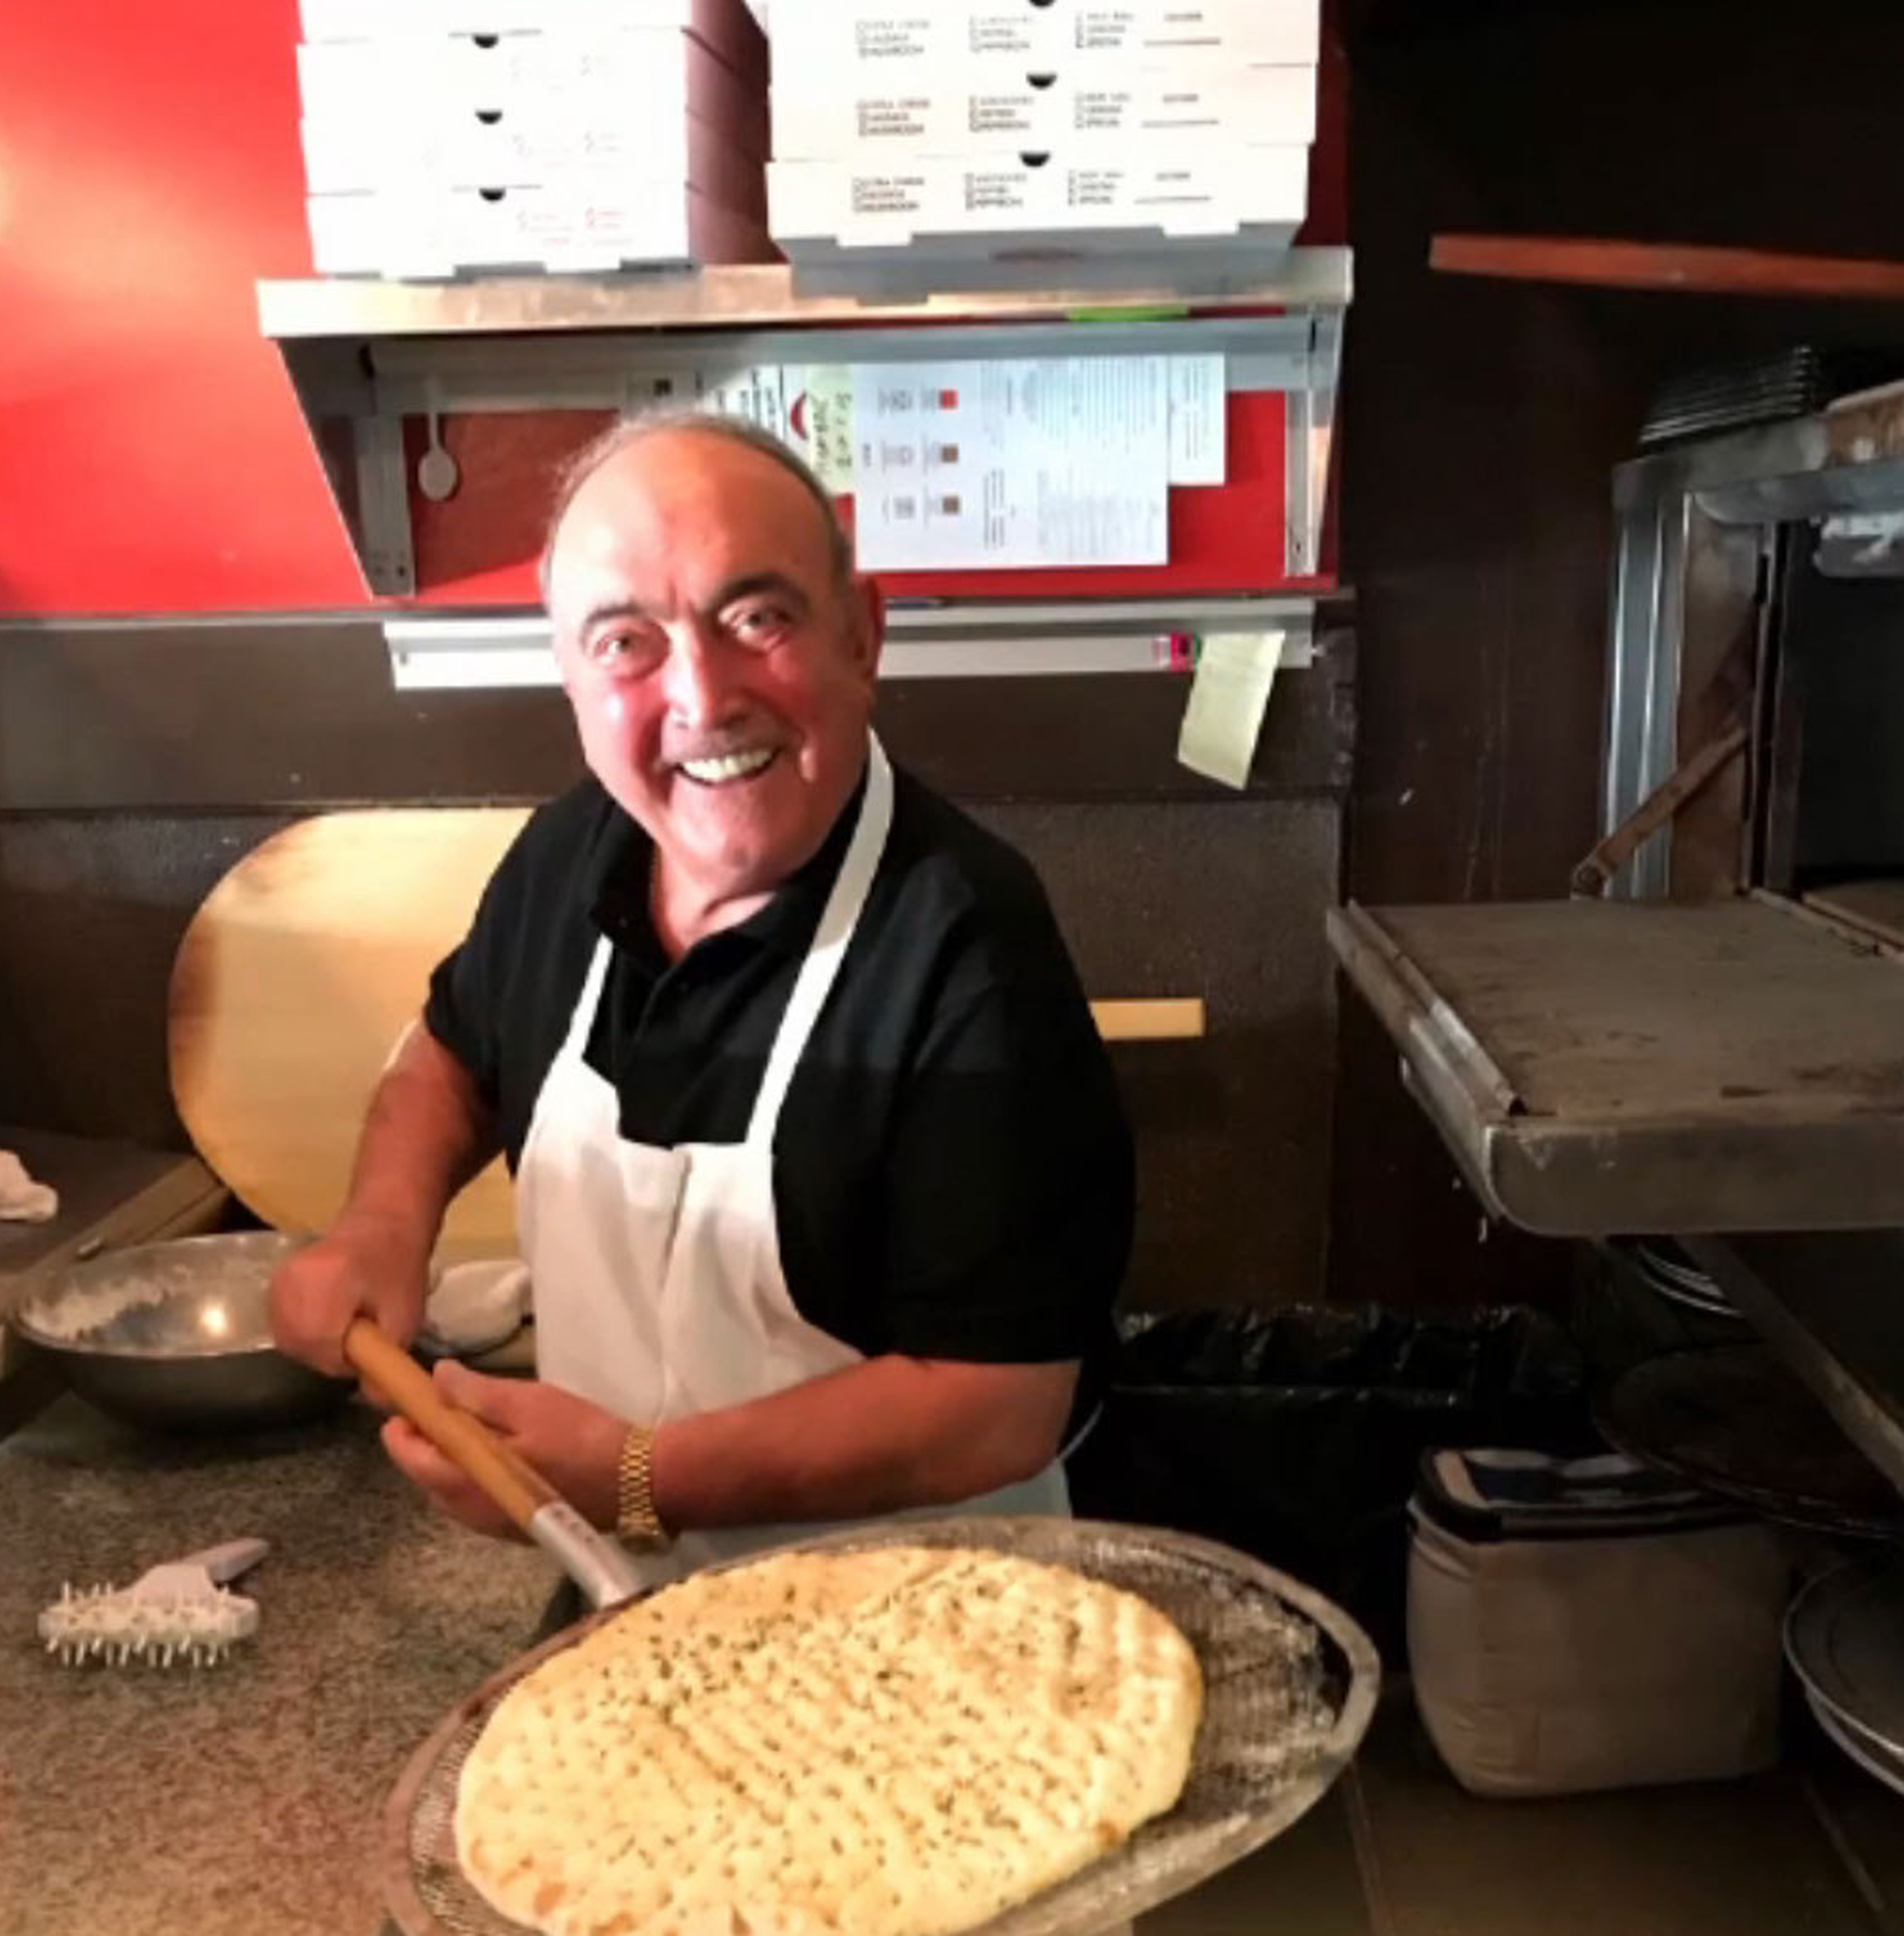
[9, 1231, 354, 1432]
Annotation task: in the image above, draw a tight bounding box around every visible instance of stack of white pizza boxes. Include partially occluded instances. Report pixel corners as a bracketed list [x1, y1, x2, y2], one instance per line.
[298, 0, 776, 277]
[765, 0, 1320, 287]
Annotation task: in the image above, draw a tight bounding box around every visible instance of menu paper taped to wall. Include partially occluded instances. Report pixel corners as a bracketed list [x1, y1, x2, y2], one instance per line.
[696, 366, 789, 444]
[849, 358, 1170, 570]
[1167, 355, 1226, 485]
[1177, 630, 1285, 790]
[781, 355, 1219, 502]
[783, 365, 857, 491]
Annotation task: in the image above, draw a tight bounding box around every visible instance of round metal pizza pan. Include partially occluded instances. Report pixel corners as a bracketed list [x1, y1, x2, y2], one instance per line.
[1805, 1689, 1904, 1800]
[380, 1515, 1380, 1936]
[1636, 1272, 1740, 1321]
[1631, 1238, 1720, 1294]
[1623, 1239, 1740, 1320]
[1786, 1558, 1904, 1760]
[1595, 1345, 1904, 1542]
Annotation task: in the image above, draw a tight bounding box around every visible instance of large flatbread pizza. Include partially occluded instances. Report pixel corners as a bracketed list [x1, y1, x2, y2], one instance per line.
[454, 1545, 1204, 1936]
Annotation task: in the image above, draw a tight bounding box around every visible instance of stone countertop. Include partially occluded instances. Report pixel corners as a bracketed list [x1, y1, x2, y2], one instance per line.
[0, 1390, 1368, 1936]
[0, 1392, 556, 1936]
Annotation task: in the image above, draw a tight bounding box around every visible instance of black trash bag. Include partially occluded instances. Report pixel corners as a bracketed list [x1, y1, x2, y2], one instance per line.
[1066, 1304, 1595, 1657]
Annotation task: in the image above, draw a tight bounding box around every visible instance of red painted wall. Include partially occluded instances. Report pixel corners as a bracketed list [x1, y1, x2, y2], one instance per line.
[0, 3, 365, 615]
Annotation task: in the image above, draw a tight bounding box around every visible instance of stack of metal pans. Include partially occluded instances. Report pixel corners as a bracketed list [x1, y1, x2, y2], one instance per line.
[1627, 1238, 1740, 1323]
[1786, 1560, 1904, 1796]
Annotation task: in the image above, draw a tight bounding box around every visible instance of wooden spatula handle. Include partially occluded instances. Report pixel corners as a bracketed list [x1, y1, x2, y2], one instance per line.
[344, 1316, 558, 1534]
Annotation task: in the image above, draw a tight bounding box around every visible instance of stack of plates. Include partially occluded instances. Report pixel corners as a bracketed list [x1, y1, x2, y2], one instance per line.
[1786, 1560, 1904, 1797]
[1627, 1238, 1741, 1322]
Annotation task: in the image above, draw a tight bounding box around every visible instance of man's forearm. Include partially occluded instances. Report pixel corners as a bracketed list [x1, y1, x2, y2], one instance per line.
[337, 1020, 500, 1256]
[648, 1355, 1076, 1533]
[270, 1020, 503, 1372]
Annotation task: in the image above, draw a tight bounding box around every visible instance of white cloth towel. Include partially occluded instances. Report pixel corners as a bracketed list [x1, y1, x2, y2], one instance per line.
[422, 1258, 530, 1354]
[0, 1151, 58, 1224]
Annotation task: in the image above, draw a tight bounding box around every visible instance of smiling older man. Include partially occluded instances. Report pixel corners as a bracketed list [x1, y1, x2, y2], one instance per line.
[271, 410, 1133, 1584]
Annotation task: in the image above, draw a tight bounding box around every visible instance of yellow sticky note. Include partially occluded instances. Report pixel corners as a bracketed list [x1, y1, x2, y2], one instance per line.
[1176, 630, 1285, 789]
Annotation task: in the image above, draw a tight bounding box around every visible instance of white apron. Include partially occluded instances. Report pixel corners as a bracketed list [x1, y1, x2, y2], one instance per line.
[516, 736, 1070, 1586]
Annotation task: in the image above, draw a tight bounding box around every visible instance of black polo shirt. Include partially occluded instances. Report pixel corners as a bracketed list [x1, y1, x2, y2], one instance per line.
[424, 761, 1133, 1420]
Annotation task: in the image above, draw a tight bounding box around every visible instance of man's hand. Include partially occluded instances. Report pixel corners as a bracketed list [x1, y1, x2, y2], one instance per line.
[382, 1362, 626, 1539]
[269, 1215, 431, 1377]
[269, 1017, 500, 1378]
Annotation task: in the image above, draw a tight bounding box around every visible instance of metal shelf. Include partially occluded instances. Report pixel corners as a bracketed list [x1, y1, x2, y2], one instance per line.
[1328, 894, 1904, 1235]
[254, 252, 1351, 601]
[255, 252, 1355, 342]
[382, 597, 1319, 691]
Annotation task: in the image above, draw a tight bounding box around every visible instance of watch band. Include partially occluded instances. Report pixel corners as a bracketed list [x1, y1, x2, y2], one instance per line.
[615, 1423, 672, 1551]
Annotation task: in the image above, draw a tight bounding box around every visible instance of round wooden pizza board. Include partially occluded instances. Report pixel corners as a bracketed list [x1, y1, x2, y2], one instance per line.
[167, 807, 532, 1260]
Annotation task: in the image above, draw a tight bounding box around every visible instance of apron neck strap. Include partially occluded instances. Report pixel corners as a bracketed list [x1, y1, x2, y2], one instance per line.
[565, 930, 618, 1061]
[746, 735, 894, 1148]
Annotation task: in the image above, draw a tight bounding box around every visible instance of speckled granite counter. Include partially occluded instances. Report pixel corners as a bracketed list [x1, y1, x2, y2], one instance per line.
[0, 1392, 1313, 1936]
[0, 1393, 556, 1936]
[0, 1393, 1268, 1936]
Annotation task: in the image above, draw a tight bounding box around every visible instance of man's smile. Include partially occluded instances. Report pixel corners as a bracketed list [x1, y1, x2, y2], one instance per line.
[676, 745, 782, 786]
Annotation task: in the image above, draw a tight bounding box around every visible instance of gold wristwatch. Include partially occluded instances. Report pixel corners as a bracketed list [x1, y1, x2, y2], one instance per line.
[615, 1423, 672, 1551]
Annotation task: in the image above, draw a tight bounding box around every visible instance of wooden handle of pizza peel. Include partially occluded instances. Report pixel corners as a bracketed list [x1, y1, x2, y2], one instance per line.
[343, 1315, 557, 1534]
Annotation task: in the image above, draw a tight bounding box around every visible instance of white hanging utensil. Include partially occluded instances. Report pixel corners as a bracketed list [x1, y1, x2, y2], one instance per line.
[418, 385, 460, 502]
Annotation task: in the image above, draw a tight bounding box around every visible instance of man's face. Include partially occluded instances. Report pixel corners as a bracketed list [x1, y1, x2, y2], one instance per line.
[545, 430, 883, 912]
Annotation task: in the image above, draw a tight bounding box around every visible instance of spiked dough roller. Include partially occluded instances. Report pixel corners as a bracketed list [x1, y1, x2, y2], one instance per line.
[40, 1538, 268, 1668]
[343, 1318, 643, 1611]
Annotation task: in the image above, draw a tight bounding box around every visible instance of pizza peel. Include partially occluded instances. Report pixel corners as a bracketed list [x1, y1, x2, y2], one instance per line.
[378, 1516, 1379, 1936]
[167, 808, 532, 1260]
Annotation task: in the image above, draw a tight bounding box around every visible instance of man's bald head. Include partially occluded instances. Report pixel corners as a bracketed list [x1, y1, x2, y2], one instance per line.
[540, 408, 854, 606]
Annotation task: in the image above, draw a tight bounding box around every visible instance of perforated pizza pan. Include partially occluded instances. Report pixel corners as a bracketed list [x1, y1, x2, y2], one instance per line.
[380, 1516, 1381, 1936]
